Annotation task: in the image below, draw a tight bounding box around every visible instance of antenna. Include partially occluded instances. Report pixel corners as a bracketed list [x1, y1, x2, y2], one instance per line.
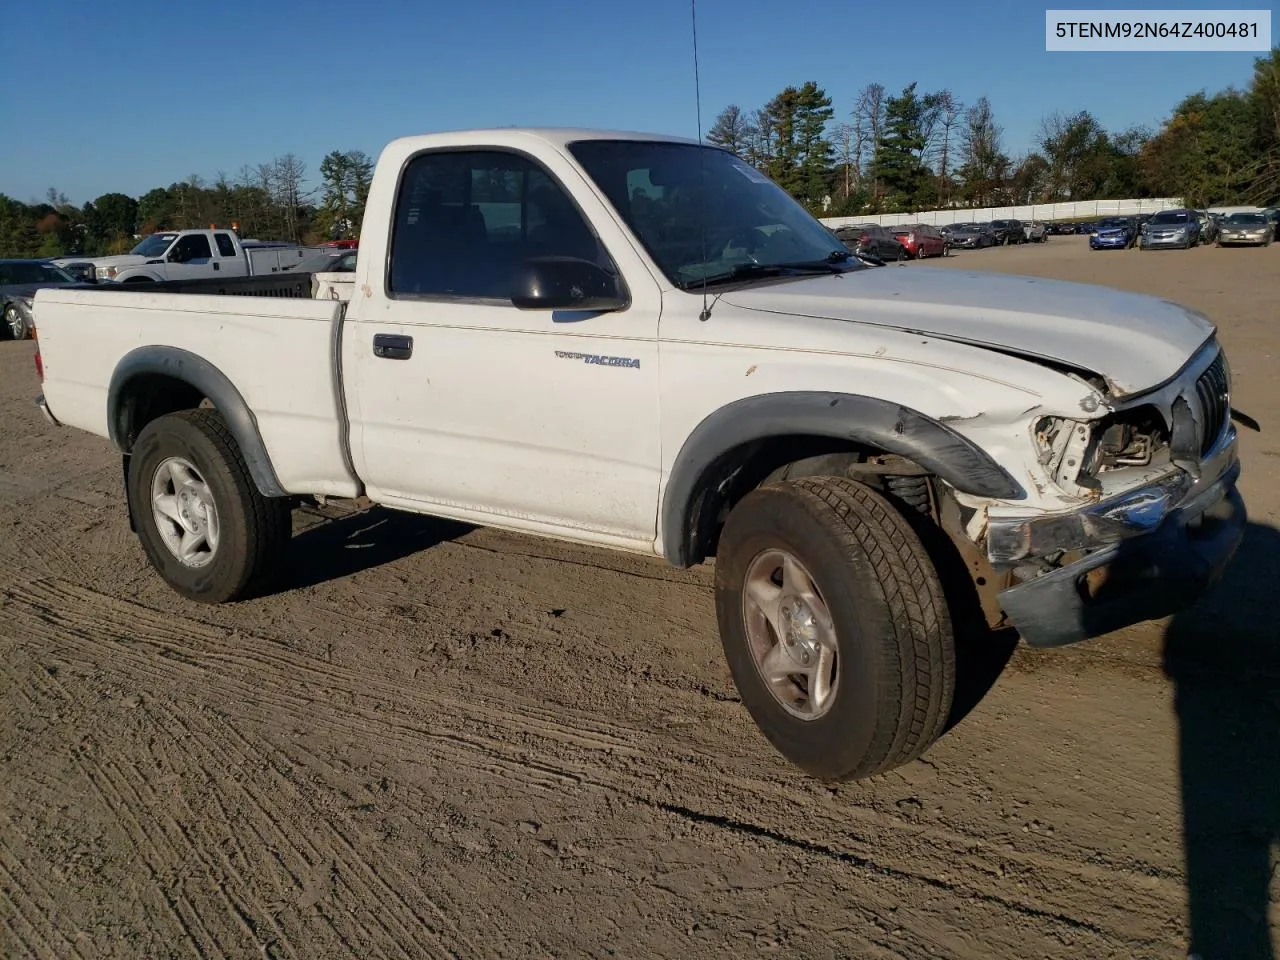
[691, 0, 712, 321]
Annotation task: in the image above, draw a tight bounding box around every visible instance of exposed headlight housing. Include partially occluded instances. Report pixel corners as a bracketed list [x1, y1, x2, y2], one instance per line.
[96, 265, 121, 280]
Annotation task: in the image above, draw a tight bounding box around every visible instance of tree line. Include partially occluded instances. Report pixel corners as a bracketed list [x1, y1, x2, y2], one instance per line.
[707, 48, 1280, 216]
[0, 149, 372, 259]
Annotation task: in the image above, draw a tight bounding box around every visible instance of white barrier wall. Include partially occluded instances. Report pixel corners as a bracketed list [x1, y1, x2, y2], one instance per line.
[819, 198, 1185, 229]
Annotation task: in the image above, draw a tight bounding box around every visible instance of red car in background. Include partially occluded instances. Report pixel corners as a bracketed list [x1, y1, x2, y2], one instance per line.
[320, 239, 359, 250]
[891, 224, 947, 259]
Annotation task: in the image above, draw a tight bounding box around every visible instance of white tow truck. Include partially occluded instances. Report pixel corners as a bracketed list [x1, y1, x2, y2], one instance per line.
[30, 128, 1246, 781]
[53, 228, 323, 284]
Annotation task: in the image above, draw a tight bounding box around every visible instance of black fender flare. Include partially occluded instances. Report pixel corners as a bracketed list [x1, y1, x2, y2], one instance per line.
[107, 346, 287, 498]
[660, 391, 1026, 567]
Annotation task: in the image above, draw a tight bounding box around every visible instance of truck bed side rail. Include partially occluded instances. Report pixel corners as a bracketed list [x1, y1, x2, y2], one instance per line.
[92, 273, 315, 298]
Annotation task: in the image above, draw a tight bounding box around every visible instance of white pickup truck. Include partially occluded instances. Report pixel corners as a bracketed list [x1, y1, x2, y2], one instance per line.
[31, 128, 1246, 781]
[55, 229, 321, 284]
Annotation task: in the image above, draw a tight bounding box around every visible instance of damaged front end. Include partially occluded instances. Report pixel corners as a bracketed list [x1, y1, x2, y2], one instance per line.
[974, 342, 1246, 647]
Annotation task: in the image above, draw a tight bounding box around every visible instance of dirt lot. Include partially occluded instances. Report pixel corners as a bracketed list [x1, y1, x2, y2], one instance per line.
[2, 236, 1277, 959]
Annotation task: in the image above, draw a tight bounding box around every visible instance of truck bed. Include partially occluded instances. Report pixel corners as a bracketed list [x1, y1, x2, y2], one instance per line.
[34, 285, 360, 499]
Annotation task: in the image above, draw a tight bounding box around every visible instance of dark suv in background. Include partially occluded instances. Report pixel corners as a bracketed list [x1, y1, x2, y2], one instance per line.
[987, 219, 1025, 245]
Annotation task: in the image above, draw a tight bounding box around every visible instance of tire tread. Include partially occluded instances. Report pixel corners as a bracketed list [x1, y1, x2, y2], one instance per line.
[778, 477, 954, 777]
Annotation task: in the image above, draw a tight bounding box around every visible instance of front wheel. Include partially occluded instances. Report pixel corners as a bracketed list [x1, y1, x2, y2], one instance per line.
[128, 409, 292, 603]
[714, 477, 956, 781]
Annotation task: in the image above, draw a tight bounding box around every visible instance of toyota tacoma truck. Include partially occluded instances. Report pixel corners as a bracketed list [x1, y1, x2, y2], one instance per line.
[30, 128, 1246, 781]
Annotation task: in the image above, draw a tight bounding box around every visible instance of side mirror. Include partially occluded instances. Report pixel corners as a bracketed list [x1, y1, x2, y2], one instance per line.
[511, 257, 627, 312]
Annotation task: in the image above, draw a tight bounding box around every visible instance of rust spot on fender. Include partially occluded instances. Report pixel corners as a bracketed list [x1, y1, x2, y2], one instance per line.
[745, 365, 757, 377]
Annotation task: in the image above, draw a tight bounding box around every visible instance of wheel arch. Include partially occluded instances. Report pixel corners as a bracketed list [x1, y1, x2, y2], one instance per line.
[660, 391, 1026, 567]
[108, 346, 286, 498]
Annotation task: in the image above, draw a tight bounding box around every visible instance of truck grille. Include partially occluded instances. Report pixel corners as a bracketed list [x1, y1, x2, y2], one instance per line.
[1194, 352, 1229, 455]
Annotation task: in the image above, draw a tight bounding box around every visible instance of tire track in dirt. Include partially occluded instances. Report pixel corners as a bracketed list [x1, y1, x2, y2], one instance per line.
[0, 839, 91, 960]
[148, 717, 416, 959]
[2, 575, 1185, 955]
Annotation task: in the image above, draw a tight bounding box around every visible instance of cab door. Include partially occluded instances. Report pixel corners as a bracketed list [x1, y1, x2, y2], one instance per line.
[164, 233, 216, 280]
[341, 146, 662, 543]
[212, 232, 249, 276]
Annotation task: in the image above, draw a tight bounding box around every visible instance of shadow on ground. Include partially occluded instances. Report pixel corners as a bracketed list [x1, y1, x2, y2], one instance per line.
[1163, 521, 1280, 960]
[284, 506, 474, 591]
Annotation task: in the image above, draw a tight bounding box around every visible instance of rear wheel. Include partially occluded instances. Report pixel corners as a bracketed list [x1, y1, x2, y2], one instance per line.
[714, 477, 955, 781]
[128, 409, 292, 603]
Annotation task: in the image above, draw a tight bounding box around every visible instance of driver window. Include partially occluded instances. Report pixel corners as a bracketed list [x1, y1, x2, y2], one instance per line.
[389, 150, 612, 300]
[172, 234, 212, 262]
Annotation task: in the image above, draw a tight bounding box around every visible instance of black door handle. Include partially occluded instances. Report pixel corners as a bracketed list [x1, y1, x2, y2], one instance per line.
[213, 262, 220, 271]
[373, 333, 413, 360]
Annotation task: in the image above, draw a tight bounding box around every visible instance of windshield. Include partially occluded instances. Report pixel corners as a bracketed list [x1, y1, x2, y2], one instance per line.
[567, 139, 861, 288]
[1149, 211, 1190, 224]
[1099, 218, 1130, 228]
[1225, 213, 1267, 225]
[0, 261, 77, 285]
[130, 233, 178, 257]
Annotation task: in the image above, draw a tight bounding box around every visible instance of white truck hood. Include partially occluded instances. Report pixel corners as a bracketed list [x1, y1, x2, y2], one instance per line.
[85, 254, 149, 269]
[721, 268, 1216, 396]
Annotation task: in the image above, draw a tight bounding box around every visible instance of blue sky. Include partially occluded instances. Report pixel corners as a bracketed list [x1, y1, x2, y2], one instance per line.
[0, 0, 1271, 204]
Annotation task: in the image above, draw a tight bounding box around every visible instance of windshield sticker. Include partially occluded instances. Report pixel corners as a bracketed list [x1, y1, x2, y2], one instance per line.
[732, 162, 771, 185]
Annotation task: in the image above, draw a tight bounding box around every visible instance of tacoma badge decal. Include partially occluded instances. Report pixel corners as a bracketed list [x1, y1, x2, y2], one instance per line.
[555, 350, 640, 369]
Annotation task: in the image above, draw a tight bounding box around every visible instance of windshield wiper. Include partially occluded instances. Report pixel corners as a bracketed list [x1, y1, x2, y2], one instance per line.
[680, 250, 853, 290]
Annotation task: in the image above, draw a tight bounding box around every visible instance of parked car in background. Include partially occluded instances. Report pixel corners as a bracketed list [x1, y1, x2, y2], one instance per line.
[1216, 211, 1274, 246]
[947, 223, 995, 249]
[1, 258, 82, 340]
[988, 219, 1024, 244]
[1089, 217, 1137, 250]
[834, 223, 907, 261]
[1196, 211, 1218, 245]
[1140, 209, 1202, 249]
[890, 223, 946, 259]
[1023, 220, 1048, 243]
[1046, 222, 1076, 236]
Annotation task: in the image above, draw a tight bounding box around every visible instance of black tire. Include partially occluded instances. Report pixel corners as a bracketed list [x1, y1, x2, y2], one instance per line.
[128, 409, 292, 603]
[714, 476, 955, 781]
[895, 246, 906, 262]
